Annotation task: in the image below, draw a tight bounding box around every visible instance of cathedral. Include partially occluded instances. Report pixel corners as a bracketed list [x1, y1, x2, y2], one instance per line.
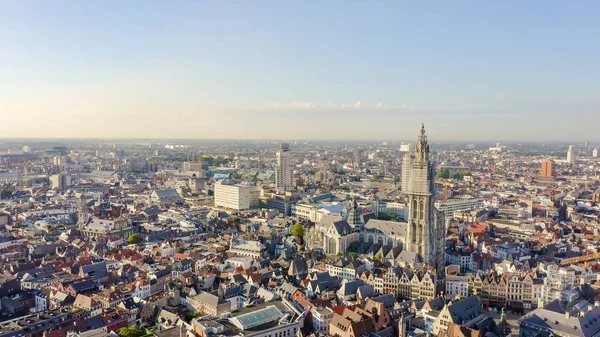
[305, 124, 446, 274]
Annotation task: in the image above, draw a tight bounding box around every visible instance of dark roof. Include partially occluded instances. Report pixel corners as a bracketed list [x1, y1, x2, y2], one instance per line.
[69, 279, 97, 293]
[81, 262, 108, 280]
[332, 220, 352, 235]
[75, 315, 106, 332]
[447, 296, 485, 325]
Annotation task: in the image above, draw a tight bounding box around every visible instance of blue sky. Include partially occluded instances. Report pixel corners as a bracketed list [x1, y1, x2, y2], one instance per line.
[1, 1, 599, 141]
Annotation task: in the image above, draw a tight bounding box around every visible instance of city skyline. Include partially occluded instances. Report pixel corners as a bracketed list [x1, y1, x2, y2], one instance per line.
[1, 1, 599, 140]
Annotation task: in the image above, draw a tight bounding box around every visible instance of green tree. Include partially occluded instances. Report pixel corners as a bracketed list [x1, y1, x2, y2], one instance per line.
[199, 156, 214, 166]
[233, 173, 243, 179]
[118, 326, 145, 337]
[374, 254, 382, 263]
[452, 172, 463, 180]
[291, 223, 304, 239]
[463, 171, 472, 176]
[127, 233, 143, 245]
[184, 311, 202, 322]
[437, 168, 450, 179]
[0, 188, 12, 199]
[348, 252, 359, 259]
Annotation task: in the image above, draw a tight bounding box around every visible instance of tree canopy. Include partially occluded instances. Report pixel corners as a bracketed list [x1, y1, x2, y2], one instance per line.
[127, 233, 143, 244]
[291, 223, 304, 239]
[437, 168, 450, 179]
[185, 311, 202, 322]
[118, 326, 145, 337]
[0, 188, 12, 199]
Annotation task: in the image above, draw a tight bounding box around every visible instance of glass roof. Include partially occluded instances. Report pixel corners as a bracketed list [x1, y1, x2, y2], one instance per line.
[229, 305, 282, 330]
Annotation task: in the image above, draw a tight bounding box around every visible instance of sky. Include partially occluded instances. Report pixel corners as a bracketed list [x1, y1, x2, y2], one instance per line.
[1, 1, 599, 141]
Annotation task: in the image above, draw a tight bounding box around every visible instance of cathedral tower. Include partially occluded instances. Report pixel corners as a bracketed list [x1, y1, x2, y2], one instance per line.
[406, 124, 445, 273]
[347, 196, 363, 229]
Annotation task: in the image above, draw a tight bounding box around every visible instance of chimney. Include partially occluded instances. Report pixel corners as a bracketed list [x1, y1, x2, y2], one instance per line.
[590, 305, 594, 312]
[566, 312, 570, 319]
[595, 301, 600, 308]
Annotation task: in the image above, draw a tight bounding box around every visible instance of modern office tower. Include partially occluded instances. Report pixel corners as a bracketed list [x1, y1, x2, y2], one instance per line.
[275, 143, 293, 194]
[541, 161, 553, 177]
[399, 143, 411, 152]
[401, 151, 412, 193]
[50, 173, 72, 191]
[567, 145, 576, 165]
[214, 180, 259, 211]
[593, 148, 598, 158]
[405, 124, 446, 274]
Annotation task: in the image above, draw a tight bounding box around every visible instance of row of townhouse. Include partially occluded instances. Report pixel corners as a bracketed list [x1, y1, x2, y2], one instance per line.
[359, 267, 438, 300]
[465, 271, 543, 310]
[325, 258, 366, 281]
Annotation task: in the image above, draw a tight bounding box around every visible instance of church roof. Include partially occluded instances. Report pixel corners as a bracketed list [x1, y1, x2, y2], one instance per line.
[332, 220, 352, 235]
[364, 219, 408, 237]
[347, 197, 363, 226]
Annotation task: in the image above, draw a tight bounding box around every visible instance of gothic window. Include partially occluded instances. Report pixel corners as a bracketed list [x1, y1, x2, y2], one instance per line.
[412, 199, 417, 219]
[420, 200, 425, 220]
[329, 238, 337, 254]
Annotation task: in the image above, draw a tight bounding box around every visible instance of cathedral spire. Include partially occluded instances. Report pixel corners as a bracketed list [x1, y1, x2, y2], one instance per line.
[347, 196, 363, 228]
[416, 123, 429, 161]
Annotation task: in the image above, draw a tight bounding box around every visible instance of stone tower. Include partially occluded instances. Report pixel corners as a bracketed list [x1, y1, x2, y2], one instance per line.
[347, 196, 363, 229]
[77, 195, 90, 229]
[406, 124, 445, 274]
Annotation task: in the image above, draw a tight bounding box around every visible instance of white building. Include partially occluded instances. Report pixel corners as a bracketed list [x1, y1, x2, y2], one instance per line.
[435, 198, 484, 220]
[50, 174, 72, 191]
[214, 181, 259, 211]
[311, 307, 333, 335]
[275, 143, 293, 194]
[445, 275, 469, 300]
[291, 202, 344, 222]
[593, 148, 598, 158]
[567, 145, 576, 165]
[229, 238, 266, 259]
[401, 152, 412, 193]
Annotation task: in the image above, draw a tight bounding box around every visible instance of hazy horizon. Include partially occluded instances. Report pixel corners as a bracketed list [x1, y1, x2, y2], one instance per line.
[1, 1, 599, 141]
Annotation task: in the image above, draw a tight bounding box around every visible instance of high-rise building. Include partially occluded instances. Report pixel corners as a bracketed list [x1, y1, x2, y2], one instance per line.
[405, 124, 445, 274]
[214, 180, 259, 211]
[401, 152, 413, 193]
[567, 145, 576, 165]
[50, 173, 72, 191]
[275, 143, 293, 194]
[399, 143, 411, 152]
[541, 161, 553, 177]
[593, 148, 598, 158]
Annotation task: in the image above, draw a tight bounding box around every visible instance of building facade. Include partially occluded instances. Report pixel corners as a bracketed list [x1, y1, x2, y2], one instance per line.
[406, 124, 446, 274]
[214, 181, 258, 211]
[275, 143, 293, 194]
[541, 160, 553, 177]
